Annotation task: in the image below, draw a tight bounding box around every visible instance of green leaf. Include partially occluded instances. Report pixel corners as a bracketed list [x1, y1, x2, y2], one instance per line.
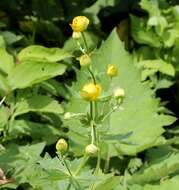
[64, 31, 99, 53]
[130, 176, 179, 190]
[0, 74, 10, 95]
[0, 142, 45, 183]
[1, 31, 23, 45]
[39, 156, 96, 189]
[94, 175, 120, 190]
[129, 146, 179, 185]
[65, 30, 176, 157]
[140, 0, 160, 17]
[131, 15, 162, 48]
[38, 157, 69, 180]
[0, 35, 5, 48]
[0, 106, 9, 131]
[138, 59, 175, 80]
[0, 48, 14, 75]
[18, 45, 72, 62]
[40, 79, 70, 99]
[13, 94, 64, 118]
[9, 120, 61, 145]
[83, 0, 115, 24]
[8, 60, 66, 89]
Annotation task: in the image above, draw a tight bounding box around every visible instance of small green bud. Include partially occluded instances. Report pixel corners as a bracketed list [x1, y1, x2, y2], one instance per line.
[79, 54, 91, 67]
[114, 88, 125, 99]
[72, 31, 81, 39]
[114, 88, 125, 104]
[64, 112, 72, 120]
[56, 138, 68, 154]
[85, 144, 98, 156]
[107, 64, 118, 77]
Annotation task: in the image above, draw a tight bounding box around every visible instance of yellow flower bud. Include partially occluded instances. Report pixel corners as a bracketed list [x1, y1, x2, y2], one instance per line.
[79, 54, 91, 67]
[70, 16, 89, 32]
[114, 88, 125, 99]
[80, 83, 101, 101]
[56, 138, 68, 154]
[107, 64, 118, 77]
[85, 144, 98, 156]
[72, 31, 81, 39]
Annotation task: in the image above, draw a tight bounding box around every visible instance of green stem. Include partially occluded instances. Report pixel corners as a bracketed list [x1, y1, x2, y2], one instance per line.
[104, 147, 110, 173]
[6, 115, 15, 136]
[90, 101, 93, 120]
[66, 183, 71, 190]
[57, 154, 82, 190]
[94, 101, 98, 119]
[91, 121, 96, 144]
[32, 24, 36, 44]
[74, 155, 89, 176]
[94, 132, 100, 175]
[101, 105, 119, 122]
[0, 96, 6, 107]
[88, 68, 96, 84]
[82, 32, 89, 53]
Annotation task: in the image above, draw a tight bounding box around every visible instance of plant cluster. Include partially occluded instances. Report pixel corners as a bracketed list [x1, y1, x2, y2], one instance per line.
[0, 0, 179, 190]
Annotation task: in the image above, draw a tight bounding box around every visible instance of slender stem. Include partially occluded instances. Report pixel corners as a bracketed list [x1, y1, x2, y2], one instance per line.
[94, 101, 98, 119]
[6, 115, 15, 136]
[91, 121, 95, 144]
[57, 154, 82, 190]
[32, 25, 36, 44]
[88, 68, 96, 84]
[74, 155, 89, 176]
[90, 101, 93, 120]
[82, 32, 89, 53]
[101, 105, 119, 122]
[94, 132, 100, 175]
[104, 147, 110, 173]
[66, 183, 71, 190]
[0, 96, 6, 106]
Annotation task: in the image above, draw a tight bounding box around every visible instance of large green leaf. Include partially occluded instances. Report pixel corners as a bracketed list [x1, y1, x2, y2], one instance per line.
[65, 30, 175, 156]
[0, 48, 14, 75]
[0, 142, 46, 189]
[128, 146, 179, 185]
[9, 120, 62, 145]
[8, 60, 66, 89]
[130, 176, 179, 190]
[130, 15, 162, 48]
[18, 45, 72, 62]
[138, 59, 175, 80]
[0, 74, 10, 95]
[13, 94, 64, 118]
[0, 106, 9, 131]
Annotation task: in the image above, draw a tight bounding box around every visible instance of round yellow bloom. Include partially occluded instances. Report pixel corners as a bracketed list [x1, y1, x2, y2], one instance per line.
[56, 138, 68, 154]
[85, 144, 98, 156]
[79, 54, 91, 67]
[107, 64, 118, 77]
[80, 83, 101, 101]
[114, 88, 125, 99]
[70, 16, 89, 32]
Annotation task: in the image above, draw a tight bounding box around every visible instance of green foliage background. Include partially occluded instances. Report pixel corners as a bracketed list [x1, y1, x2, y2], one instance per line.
[0, 0, 179, 190]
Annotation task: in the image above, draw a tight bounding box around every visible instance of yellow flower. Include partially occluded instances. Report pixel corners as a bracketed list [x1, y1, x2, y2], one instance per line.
[70, 16, 89, 32]
[56, 138, 68, 154]
[79, 54, 91, 67]
[85, 144, 98, 156]
[80, 82, 101, 101]
[107, 64, 118, 77]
